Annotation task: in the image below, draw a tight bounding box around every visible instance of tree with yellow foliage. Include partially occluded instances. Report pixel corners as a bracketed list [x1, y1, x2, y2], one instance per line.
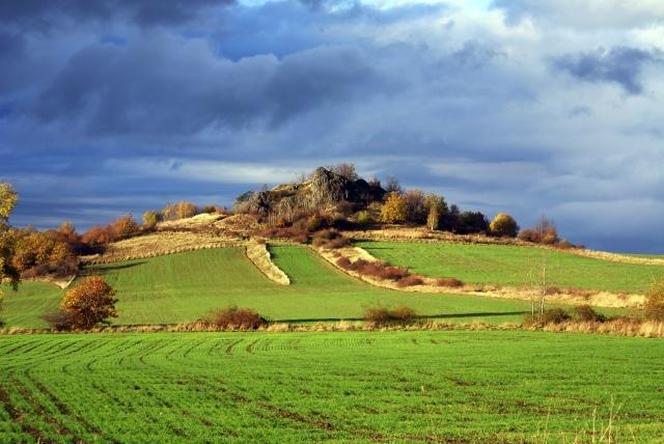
[380, 192, 407, 224]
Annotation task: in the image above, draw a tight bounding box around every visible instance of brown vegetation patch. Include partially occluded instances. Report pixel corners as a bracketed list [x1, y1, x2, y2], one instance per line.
[80, 231, 244, 264]
[203, 306, 268, 330]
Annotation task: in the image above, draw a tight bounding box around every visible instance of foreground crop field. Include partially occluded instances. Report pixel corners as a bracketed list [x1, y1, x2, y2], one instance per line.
[359, 241, 664, 294]
[2, 246, 531, 328]
[1, 331, 662, 443]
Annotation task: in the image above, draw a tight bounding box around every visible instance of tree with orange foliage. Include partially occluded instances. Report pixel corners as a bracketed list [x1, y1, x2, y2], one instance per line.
[60, 276, 118, 329]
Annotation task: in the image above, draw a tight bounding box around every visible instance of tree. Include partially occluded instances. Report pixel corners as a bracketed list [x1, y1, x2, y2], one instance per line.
[60, 276, 118, 330]
[403, 190, 428, 224]
[0, 182, 19, 325]
[380, 192, 407, 224]
[456, 211, 489, 234]
[142, 211, 160, 230]
[489, 213, 519, 237]
[384, 176, 403, 195]
[518, 216, 560, 244]
[0, 182, 18, 223]
[327, 163, 359, 181]
[162, 201, 198, 221]
[424, 194, 447, 231]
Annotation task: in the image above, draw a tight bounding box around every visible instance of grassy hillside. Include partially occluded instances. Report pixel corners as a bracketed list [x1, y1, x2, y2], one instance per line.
[1, 331, 662, 442]
[2, 246, 532, 328]
[358, 241, 664, 293]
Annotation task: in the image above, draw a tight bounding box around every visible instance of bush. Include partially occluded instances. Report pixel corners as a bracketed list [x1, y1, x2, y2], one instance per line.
[645, 280, 664, 321]
[380, 192, 407, 224]
[162, 201, 198, 221]
[456, 211, 489, 235]
[355, 210, 373, 227]
[142, 211, 160, 230]
[364, 305, 417, 326]
[574, 305, 606, 322]
[311, 229, 350, 249]
[206, 306, 267, 330]
[11, 229, 78, 278]
[489, 213, 519, 238]
[537, 308, 571, 324]
[436, 278, 464, 288]
[518, 216, 560, 245]
[110, 215, 141, 239]
[60, 276, 118, 330]
[336, 257, 352, 269]
[43, 310, 75, 331]
[396, 275, 424, 287]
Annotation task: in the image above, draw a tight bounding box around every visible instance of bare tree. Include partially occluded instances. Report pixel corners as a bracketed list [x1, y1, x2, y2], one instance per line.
[326, 163, 359, 181]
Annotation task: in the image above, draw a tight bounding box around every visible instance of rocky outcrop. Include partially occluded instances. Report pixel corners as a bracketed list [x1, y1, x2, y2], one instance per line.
[237, 167, 385, 216]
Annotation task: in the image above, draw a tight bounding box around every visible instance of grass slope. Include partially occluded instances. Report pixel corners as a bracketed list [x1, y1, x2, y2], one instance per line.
[1, 246, 531, 328]
[1, 331, 662, 442]
[358, 241, 664, 294]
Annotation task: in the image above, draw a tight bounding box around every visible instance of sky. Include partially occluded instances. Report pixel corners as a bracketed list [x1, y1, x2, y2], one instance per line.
[1, 0, 663, 253]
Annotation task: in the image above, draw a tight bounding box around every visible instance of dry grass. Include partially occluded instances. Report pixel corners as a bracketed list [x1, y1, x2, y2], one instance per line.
[245, 241, 290, 285]
[3, 318, 662, 337]
[81, 231, 244, 264]
[157, 212, 226, 229]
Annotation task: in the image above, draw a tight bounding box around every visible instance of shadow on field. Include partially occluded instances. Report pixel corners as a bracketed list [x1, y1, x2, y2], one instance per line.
[279, 311, 528, 323]
[84, 261, 147, 274]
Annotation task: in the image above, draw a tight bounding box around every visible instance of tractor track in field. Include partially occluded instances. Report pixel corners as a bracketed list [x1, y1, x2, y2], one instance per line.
[0, 381, 51, 443]
[25, 372, 117, 443]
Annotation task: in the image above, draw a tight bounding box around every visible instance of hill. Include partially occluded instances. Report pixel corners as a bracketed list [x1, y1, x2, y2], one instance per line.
[2, 246, 536, 328]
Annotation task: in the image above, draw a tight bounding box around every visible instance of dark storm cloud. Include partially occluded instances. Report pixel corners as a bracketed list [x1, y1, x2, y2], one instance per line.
[553, 47, 661, 94]
[31, 40, 383, 135]
[1, 0, 664, 252]
[0, 0, 232, 28]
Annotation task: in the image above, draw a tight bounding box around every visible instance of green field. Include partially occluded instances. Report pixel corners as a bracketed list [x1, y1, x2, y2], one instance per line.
[1, 330, 662, 443]
[2, 246, 532, 328]
[358, 241, 664, 294]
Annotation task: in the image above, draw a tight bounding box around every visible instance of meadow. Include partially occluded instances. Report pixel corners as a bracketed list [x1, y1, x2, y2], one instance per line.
[358, 241, 664, 294]
[1, 246, 532, 328]
[1, 330, 662, 443]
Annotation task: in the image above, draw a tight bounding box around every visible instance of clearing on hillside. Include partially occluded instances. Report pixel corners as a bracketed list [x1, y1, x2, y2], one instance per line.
[0, 331, 662, 442]
[358, 241, 664, 294]
[2, 246, 535, 328]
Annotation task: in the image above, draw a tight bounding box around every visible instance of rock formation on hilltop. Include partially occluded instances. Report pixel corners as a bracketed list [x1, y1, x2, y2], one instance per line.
[236, 167, 386, 217]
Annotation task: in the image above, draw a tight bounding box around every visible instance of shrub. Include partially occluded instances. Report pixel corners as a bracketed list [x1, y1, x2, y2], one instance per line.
[645, 280, 664, 321]
[60, 276, 118, 330]
[538, 308, 571, 324]
[396, 275, 424, 287]
[355, 210, 373, 227]
[574, 305, 606, 322]
[518, 216, 560, 245]
[326, 163, 359, 181]
[380, 192, 407, 224]
[364, 305, 417, 326]
[110, 215, 141, 240]
[43, 310, 75, 331]
[11, 229, 78, 278]
[456, 211, 489, 234]
[312, 229, 350, 249]
[142, 211, 160, 230]
[336, 257, 352, 269]
[206, 306, 267, 330]
[489, 213, 519, 238]
[162, 201, 198, 221]
[436, 278, 464, 288]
